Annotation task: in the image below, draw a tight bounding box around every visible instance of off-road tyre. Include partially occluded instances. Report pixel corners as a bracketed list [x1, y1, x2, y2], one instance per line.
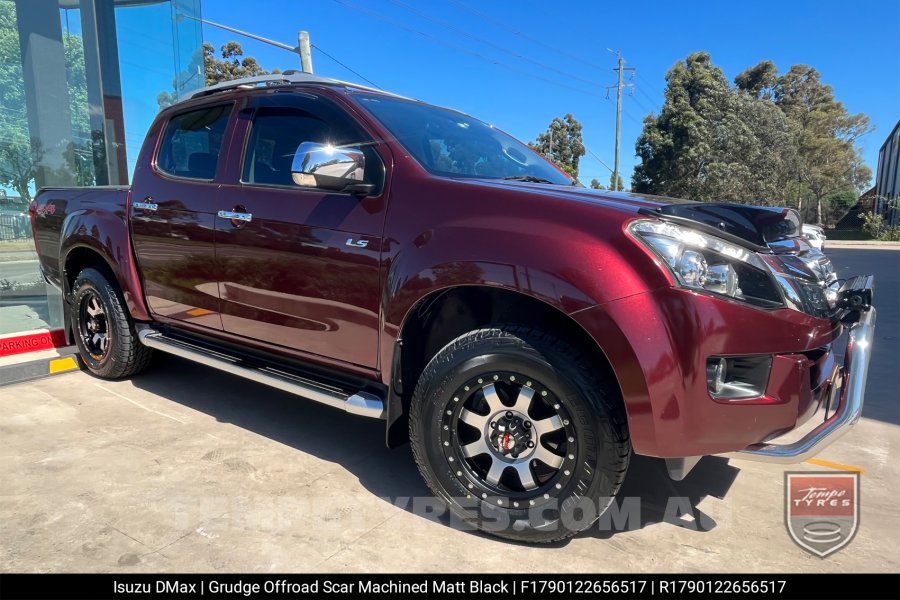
[71, 267, 153, 379]
[410, 324, 630, 543]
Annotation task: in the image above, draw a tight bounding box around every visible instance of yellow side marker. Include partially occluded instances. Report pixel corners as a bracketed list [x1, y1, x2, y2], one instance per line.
[805, 457, 866, 474]
[48, 356, 79, 374]
[187, 308, 214, 317]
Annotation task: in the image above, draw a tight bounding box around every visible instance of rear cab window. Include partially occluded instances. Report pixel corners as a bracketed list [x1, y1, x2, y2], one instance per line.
[156, 105, 232, 180]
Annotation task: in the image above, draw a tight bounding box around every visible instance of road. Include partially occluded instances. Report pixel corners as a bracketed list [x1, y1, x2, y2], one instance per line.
[0, 248, 897, 573]
[0, 259, 41, 284]
[827, 248, 899, 426]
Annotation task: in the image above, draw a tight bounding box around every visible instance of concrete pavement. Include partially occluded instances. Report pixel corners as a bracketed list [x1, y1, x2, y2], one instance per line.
[2, 358, 896, 573]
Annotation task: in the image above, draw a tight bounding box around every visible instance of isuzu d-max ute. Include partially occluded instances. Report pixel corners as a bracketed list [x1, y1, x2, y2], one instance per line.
[31, 72, 875, 543]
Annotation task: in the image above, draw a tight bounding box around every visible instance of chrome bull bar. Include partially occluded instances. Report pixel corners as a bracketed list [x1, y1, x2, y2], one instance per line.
[730, 306, 876, 463]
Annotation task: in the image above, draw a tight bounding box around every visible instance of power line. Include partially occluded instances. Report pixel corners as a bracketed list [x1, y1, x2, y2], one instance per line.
[634, 84, 659, 113]
[584, 146, 614, 173]
[450, 0, 665, 126]
[446, 0, 607, 71]
[311, 45, 382, 89]
[387, 0, 599, 88]
[628, 91, 655, 116]
[635, 72, 666, 99]
[330, 0, 607, 100]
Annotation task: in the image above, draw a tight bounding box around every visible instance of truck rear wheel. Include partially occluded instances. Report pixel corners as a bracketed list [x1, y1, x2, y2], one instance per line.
[71, 267, 153, 379]
[409, 325, 630, 543]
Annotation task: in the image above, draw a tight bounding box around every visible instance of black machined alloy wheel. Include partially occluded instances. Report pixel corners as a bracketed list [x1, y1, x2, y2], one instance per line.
[71, 267, 153, 379]
[78, 289, 110, 361]
[442, 372, 578, 509]
[410, 324, 631, 543]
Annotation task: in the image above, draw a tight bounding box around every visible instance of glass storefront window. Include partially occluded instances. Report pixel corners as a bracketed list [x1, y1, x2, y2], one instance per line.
[0, 0, 202, 341]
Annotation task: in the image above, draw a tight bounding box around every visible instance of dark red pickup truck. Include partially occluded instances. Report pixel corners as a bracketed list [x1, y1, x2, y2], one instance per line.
[30, 73, 875, 542]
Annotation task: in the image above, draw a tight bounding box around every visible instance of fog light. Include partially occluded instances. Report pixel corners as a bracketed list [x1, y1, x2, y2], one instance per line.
[707, 357, 727, 394]
[707, 355, 772, 400]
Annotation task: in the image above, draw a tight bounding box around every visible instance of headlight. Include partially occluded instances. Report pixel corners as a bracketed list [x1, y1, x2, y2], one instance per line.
[628, 219, 784, 308]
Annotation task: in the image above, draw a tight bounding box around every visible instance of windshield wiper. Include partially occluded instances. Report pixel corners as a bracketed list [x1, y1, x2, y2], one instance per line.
[502, 175, 556, 184]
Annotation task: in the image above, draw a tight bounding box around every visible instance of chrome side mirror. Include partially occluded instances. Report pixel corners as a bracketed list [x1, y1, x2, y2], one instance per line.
[291, 142, 372, 195]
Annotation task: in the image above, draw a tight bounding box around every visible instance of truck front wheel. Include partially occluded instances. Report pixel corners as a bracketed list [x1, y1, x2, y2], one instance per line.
[409, 325, 630, 543]
[71, 267, 153, 379]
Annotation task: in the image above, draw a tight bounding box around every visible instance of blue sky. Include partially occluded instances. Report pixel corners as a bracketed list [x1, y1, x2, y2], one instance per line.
[197, 0, 900, 188]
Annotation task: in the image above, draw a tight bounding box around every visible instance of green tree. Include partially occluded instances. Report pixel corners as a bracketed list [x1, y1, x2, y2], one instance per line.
[822, 188, 857, 227]
[0, 2, 35, 200]
[158, 41, 280, 109]
[63, 30, 95, 187]
[632, 52, 740, 201]
[860, 211, 885, 239]
[530, 114, 585, 178]
[734, 60, 778, 100]
[0, 3, 93, 199]
[632, 53, 871, 221]
[774, 65, 872, 223]
[609, 172, 624, 191]
[589, 178, 605, 190]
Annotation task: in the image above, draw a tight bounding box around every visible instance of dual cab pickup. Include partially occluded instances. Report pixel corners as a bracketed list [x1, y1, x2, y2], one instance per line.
[31, 72, 875, 543]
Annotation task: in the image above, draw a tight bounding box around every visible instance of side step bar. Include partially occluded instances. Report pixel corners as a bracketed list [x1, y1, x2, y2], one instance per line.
[136, 326, 385, 419]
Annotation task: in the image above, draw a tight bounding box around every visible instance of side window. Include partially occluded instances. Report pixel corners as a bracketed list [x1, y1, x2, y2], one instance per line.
[242, 104, 384, 193]
[156, 105, 232, 180]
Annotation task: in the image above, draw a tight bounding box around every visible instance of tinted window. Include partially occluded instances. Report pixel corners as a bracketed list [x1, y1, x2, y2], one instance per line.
[353, 93, 573, 185]
[156, 105, 232, 180]
[242, 105, 383, 193]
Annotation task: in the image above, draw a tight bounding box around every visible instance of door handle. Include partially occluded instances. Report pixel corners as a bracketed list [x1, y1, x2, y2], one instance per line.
[217, 210, 252, 222]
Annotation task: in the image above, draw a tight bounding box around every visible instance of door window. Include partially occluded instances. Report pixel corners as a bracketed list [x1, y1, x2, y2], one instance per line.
[241, 105, 383, 193]
[156, 105, 232, 180]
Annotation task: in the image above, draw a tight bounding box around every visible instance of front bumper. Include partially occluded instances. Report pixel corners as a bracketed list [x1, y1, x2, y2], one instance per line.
[729, 305, 875, 463]
[572, 273, 876, 459]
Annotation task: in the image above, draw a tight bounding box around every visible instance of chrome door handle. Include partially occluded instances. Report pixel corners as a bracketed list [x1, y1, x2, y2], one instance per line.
[133, 201, 158, 211]
[217, 210, 252, 222]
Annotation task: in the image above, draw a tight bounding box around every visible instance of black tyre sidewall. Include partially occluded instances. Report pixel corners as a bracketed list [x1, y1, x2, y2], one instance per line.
[71, 267, 147, 379]
[411, 328, 628, 542]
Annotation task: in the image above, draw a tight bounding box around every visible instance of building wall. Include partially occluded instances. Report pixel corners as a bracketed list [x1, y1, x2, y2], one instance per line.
[0, 0, 203, 340]
[875, 120, 900, 227]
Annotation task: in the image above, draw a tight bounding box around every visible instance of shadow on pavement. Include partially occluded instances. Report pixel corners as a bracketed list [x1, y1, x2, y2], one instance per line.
[128, 354, 741, 545]
[583, 455, 739, 542]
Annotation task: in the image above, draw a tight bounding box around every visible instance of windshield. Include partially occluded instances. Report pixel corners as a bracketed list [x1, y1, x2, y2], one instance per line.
[353, 93, 575, 185]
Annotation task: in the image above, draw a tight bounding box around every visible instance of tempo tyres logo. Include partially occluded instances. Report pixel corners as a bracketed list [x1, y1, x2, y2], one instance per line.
[785, 472, 859, 558]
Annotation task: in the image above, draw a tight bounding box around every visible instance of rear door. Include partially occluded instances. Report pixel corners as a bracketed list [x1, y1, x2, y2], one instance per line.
[131, 104, 233, 330]
[215, 91, 388, 368]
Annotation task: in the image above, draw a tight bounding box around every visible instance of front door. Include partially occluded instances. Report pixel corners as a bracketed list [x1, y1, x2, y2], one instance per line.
[130, 104, 234, 331]
[215, 93, 388, 368]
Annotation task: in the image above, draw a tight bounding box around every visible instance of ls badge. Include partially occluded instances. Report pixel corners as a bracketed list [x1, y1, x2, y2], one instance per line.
[785, 471, 859, 557]
[346, 238, 368, 248]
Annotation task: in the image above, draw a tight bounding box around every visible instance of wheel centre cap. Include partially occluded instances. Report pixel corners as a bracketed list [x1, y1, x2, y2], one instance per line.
[489, 412, 533, 458]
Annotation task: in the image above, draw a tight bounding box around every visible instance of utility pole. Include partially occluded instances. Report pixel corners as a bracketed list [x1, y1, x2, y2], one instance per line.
[177, 13, 313, 74]
[606, 52, 634, 191]
[298, 31, 313, 73]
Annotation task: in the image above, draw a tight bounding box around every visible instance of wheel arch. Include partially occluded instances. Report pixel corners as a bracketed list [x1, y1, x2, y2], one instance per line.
[384, 284, 625, 447]
[60, 221, 151, 323]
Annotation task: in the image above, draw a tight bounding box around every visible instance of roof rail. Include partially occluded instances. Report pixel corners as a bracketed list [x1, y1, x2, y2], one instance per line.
[180, 71, 341, 103]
